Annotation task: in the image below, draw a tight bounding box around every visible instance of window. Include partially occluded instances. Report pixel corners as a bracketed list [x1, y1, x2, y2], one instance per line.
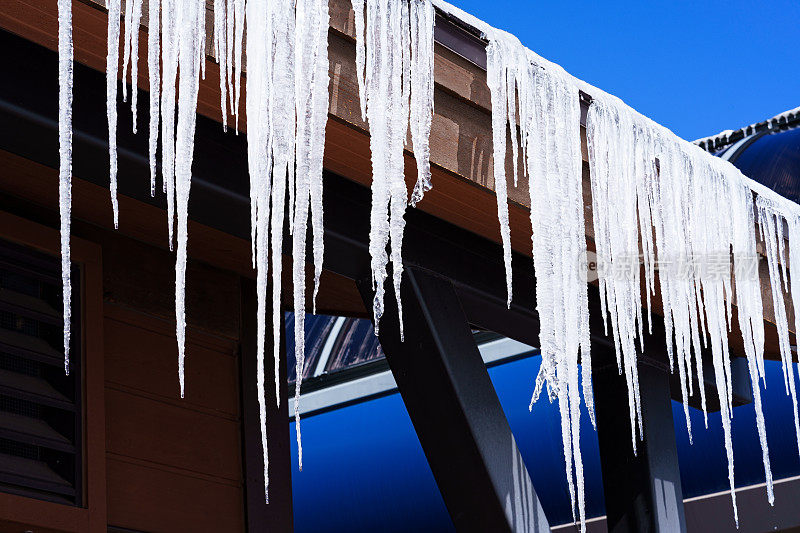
[0, 238, 81, 505]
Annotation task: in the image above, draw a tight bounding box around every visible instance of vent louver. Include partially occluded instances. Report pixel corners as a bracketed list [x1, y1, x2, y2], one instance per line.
[0, 239, 81, 506]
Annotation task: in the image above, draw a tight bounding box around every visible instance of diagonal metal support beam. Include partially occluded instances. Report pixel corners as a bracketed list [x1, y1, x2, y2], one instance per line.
[357, 267, 549, 532]
[592, 339, 687, 533]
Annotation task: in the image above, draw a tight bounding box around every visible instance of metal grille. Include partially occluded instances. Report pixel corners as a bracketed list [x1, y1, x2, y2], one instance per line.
[0, 238, 81, 505]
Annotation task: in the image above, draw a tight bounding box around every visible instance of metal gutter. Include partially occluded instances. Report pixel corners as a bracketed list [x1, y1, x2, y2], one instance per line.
[433, 9, 592, 126]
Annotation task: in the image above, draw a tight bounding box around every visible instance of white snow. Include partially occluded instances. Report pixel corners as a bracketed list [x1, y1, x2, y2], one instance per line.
[58, 0, 73, 375]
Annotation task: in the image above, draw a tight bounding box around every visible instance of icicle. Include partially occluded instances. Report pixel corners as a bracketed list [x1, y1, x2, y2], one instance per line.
[67, 0, 800, 518]
[581, 79, 784, 524]
[225, 0, 235, 112]
[757, 201, 795, 395]
[147, 0, 161, 197]
[788, 216, 800, 460]
[161, 0, 179, 249]
[390, 0, 411, 340]
[270, 0, 296, 417]
[106, 0, 121, 228]
[760, 198, 800, 480]
[408, 0, 435, 207]
[586, 97, 645, 450]
[58, 0, 73, 375]
[245, 0, 273, 499]
[213, 0, 228, 131]
[528, 69, 589, 530]
[482, 34, 591, 527]
[305, 0, 330, 311]
[363, 0, 396, 336]
[122, 0, 133, 103]
[292, 0, 313, 461]
[351, 0, 367, 120]
[232, 0, 245, 130]
[241, 0, 330, 497]
[353, 0, 434, 337]
[730, 176, 773, 510]
[174, 0, 204, 399]
[486, 37, 513, 308]
[123, 0, 143, 132]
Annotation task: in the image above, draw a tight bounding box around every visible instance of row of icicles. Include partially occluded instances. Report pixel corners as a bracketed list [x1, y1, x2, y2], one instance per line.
[56, 0, 799, 528]
[57, 0, 436, 504]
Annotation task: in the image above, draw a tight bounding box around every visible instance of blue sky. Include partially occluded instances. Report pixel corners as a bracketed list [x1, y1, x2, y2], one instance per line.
[450, 0, 800, 141]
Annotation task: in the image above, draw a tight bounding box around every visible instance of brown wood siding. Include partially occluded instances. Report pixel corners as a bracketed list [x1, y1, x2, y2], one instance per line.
[0, 171, 251, 530]
[101, 255, 244, 532]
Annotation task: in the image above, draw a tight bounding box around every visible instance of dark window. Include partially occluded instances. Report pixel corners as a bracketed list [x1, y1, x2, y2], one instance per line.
[0, 239, 81, 505]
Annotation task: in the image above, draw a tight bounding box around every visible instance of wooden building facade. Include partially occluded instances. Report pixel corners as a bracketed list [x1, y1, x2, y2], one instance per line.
[0, 0, 799, 532]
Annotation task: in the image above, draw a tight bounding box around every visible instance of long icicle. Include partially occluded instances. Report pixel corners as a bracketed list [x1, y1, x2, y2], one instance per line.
[293, 0, 330, 471]
[213, 0, 229, 131]
[106, 0, 122, 228]
[730, 175, 773, 506]
[174, 0, 204, 399]
[408, 0, 435, 207]
[122, 0, 143, 132]
[147, 0, 161, 196]
[57, 0, 73, 375]
[161, 0, 179, 248]
[486, 36, 513, 308]
[353, 0, 434, 337]
[787, 215, 800, 460]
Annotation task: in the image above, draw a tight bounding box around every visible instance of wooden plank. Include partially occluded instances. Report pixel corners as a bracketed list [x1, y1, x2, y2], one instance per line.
[104, 304, 240, 417]
[0, 148, 368, 317]
[106, 456, 244, 532]
[97, 229, 242, 340]
[104, 387, 243, 482]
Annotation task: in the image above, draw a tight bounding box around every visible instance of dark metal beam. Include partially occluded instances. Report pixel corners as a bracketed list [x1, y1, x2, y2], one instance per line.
[357, 267, 549, 532]
[592, 338, 687, 533]
[240, 279, 293, 531]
